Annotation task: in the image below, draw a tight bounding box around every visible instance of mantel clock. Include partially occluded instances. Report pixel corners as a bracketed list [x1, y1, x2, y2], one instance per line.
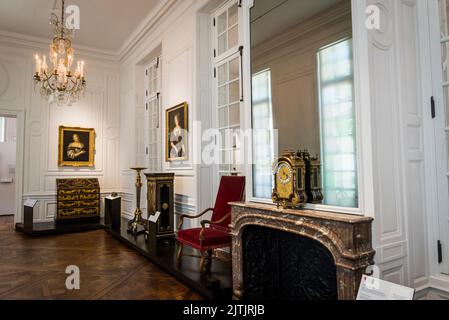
[272, 151, 307, 208]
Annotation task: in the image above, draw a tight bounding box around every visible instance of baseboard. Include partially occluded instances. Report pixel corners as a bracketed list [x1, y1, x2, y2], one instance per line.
[415, 287, 449, 300]
[413, 274, 449, 300]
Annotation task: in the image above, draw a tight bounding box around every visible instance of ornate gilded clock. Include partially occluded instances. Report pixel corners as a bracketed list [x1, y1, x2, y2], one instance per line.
[272, 151, 307, 208]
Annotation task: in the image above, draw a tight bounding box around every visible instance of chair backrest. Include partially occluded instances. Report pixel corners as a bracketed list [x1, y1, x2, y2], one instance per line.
[211, 176, 246, 230]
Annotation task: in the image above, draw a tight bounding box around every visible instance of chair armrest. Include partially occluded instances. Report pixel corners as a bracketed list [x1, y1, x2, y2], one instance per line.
[200, 212, 231, 228]
[177, 208, 214, 230]
[199, 212, 232, 244]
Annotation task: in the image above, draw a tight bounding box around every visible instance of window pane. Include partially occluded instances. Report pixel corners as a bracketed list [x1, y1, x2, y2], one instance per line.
[220, 129, 228, 149]
[444, 86, 449, 127]
[218, 85, 228, 107]
[231, 127, 240, 149]
[229, 57, 239, 81]
[0, 117, 4, 143]
[217, 11, 227, 34]
[447, 131, 449, 172]
[228, 4, 238, 27]
[218, 33, 228, 56]
[219, 107, 229, 128]
[229, 80, 239, 104]
[229, 103, 240, 126]
[228, 25, 239, 49]
[218, 63, 228, 85]
[252, 70, 274, 199]
[318, 38, 358, 208]
[220, 151, 230, 171]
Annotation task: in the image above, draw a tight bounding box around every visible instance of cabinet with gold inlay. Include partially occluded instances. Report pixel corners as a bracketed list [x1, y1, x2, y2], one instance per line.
[56, 178, 100, 222]
[145, 173, 175, 240]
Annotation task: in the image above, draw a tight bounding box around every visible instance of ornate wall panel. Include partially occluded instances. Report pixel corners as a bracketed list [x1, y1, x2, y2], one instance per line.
[0, 38, 120, 222]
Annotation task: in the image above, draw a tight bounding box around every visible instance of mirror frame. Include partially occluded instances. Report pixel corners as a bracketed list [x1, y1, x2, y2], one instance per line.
[240, 0, 375, 216]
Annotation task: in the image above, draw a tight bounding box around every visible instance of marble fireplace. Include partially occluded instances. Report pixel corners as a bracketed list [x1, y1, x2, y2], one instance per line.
[230, 202, 375, 300]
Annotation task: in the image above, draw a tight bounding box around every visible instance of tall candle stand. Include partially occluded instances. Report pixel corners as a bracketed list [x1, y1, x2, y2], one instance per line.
[127, 167, 149, 236]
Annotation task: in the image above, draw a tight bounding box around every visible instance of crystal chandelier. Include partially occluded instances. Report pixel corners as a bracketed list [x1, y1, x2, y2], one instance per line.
[33, 0, 86, 106]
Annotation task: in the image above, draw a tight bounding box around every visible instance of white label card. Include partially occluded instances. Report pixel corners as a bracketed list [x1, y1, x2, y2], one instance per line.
[24, 199, 38, 208]
[148, 211, 161, 224]
[357, 275, 415, 300]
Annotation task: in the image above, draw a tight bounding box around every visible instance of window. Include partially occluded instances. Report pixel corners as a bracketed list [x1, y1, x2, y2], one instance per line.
[213, 1, 242, 180]
[0, 117, 5, 143]
[215, 1, 239, 59]
[216, 54, 242, 177]
[318, 38, 358, 208]
[252, 70, 274, 199]
[145, 57, 162, 172]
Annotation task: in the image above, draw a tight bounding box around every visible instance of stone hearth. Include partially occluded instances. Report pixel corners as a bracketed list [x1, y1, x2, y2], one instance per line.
[230, 202, 375, 300]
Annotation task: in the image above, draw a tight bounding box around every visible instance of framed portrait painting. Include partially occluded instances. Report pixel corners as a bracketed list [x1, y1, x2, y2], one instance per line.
[166, 102, 188, 162]
[58, 126, 95, 167]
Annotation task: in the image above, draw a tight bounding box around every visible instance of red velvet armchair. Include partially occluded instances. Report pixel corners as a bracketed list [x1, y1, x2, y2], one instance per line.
[176, 176, 245, 272]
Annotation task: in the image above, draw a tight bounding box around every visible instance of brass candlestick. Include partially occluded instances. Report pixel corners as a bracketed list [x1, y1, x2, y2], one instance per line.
[127, 167, 148, 236]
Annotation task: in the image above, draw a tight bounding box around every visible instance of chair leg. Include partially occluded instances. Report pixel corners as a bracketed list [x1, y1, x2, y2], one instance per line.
[200, 250, 213, 273]
[206, 250, 213, 272]
[176, 243, 183, 265]
[200, 253, 206, 272]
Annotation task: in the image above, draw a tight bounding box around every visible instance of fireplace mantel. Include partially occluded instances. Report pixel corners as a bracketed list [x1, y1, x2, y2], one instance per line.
[230, 202, 375, 300]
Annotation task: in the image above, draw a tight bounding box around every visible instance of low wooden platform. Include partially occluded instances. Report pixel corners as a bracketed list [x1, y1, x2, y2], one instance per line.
[15, 219, 105, 237]
[105, 219, 232, 300]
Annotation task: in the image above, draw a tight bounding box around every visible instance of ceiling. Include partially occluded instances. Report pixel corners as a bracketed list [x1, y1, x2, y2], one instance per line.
[251, 0, 345, 46]
[0, 0, 162, 52]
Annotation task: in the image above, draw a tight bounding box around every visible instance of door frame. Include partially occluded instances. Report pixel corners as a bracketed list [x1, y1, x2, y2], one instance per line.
[0, 109, 25, 224]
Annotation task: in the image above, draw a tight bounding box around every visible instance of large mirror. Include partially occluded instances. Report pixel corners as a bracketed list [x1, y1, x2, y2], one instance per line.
[250, 0, 358, 208]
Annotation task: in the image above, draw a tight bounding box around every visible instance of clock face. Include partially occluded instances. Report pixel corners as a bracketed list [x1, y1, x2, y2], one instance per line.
[275, 162, 294, 199]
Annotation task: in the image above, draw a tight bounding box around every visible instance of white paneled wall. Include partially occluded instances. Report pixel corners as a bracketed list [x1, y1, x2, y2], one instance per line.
[366, 0, 430, 289]
[119, 0, 220, 226]
[0, 37, 120, 222]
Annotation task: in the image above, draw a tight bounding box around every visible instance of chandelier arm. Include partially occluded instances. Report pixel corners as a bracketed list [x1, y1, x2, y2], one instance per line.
[44, 74, 58, 91]
[61, 0, 65, 39]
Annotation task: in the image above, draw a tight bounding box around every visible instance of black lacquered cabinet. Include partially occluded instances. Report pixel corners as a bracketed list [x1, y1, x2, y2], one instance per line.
[145, 173, 175, 241]
[105, 195, 121, 231]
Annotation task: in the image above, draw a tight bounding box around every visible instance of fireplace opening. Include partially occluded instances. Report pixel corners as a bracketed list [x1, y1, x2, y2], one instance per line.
[242, 225, 338, 300]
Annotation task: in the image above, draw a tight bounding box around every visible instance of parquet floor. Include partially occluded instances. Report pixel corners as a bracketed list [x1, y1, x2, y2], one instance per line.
[0, 216, 204, 300]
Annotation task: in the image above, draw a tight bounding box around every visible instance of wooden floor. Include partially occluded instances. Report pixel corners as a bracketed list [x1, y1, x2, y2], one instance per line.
[0, 216, 204, 300]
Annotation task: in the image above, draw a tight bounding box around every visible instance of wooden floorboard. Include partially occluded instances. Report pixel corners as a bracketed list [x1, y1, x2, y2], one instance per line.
[0, 216, 204, 300]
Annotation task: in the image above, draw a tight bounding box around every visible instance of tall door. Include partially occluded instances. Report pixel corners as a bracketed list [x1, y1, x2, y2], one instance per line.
[212, 0, 243, 196]
[144, 56, 162, 173]
[430, 0, 449, 273]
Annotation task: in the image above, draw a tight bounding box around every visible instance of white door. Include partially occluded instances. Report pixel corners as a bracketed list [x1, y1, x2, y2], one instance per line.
[430, 0, 449, 273]
[212, 0, 243, 196]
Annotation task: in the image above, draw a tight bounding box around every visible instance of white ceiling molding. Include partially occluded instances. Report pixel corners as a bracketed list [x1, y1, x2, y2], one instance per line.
[0, 0, 181, 65]
[0, 29, 118, 63]
[117, 0, 178, 62]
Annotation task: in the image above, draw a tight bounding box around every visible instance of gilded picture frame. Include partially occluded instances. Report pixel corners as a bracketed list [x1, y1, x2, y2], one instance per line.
[166, 102, 189, 162]
[58, 126, 95, 167]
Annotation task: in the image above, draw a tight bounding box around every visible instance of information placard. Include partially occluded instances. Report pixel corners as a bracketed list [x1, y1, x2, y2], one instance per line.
[357, 275, 415, 300]
[24, 199, 38, 208]
[148, 211, 161, 224]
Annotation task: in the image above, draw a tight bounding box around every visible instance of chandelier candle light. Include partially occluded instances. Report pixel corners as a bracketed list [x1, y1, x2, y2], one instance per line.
[33, 0, 86, 106]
